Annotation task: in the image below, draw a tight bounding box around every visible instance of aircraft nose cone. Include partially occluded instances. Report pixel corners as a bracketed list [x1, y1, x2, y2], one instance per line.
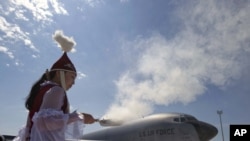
[190, 121, 218, 141]
[199, 122, 218, 141]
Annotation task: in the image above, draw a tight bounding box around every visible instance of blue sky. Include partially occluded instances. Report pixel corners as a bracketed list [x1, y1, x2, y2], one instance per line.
[0, 0, 250, 141]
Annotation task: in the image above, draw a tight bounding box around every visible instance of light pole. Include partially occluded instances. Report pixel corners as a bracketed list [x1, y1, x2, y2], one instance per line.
[217, 110, 225, 141]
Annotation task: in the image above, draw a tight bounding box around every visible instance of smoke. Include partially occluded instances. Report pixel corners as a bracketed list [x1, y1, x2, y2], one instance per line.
[104, 0, 250, 121]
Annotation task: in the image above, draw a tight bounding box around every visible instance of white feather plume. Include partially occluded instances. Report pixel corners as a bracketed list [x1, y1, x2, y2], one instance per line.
[53, 30, 76, 52]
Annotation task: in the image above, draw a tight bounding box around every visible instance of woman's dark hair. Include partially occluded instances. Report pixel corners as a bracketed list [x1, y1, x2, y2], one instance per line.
[25, 71, 56, 110]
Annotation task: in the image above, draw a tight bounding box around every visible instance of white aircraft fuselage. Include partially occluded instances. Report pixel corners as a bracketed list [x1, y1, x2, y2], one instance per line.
[81, 113, 218, 141]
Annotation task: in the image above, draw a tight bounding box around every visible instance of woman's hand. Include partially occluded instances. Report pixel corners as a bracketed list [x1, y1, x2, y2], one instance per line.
[81, 113, 96, 124]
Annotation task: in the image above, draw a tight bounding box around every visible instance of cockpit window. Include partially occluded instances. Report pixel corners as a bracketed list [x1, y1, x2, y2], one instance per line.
[173, 117, 185, 122]
[173, 115, 197, 123]
[173, 118, 179, 122]
[186, 116, 197, 121]
[180, 117, 186, 122]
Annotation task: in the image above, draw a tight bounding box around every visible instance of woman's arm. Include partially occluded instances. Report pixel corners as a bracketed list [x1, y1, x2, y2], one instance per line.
[34, 86, 83, 130]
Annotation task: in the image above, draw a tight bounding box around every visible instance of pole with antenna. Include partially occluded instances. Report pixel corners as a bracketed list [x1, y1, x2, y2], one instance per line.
[217, 110, 225, 141]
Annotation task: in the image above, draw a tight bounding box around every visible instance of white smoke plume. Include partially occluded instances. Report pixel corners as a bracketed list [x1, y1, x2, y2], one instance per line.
[104, 0, 250, 121]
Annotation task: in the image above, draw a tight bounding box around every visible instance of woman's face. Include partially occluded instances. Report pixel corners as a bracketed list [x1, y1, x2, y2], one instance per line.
[64, 71, 76, 90]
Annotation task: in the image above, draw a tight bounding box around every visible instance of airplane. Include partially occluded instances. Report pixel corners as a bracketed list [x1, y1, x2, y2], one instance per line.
[1, 113, 218, 141]
[81, 113, 218, 141]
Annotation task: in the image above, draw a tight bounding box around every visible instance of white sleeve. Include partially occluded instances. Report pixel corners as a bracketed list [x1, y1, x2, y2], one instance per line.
[31, 109, 85, 140]
[31, 109, 69, 140]
[29, 86, 85, 140]
[40, 86, 83, 122]
[40, 86, 65, 110]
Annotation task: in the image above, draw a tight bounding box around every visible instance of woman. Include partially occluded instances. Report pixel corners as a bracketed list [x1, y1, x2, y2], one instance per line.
[14, 30, 96, 141]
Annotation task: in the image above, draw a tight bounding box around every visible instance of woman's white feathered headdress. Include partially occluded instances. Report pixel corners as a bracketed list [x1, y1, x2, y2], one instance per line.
[53, 30, 76, 52]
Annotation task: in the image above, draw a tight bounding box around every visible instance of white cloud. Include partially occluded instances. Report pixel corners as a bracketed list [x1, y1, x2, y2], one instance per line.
[15, 9, 29, 21]
[50, 0, 68, 14]
[0, 0, 69, 64]
[0, 16, 39, 52]
[9, 0, 68, 22]
[104, 0, 250, 121]
[84, 0, 104, 7]
[77, 71, 87, 79]
[0, 46, 14, 59]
